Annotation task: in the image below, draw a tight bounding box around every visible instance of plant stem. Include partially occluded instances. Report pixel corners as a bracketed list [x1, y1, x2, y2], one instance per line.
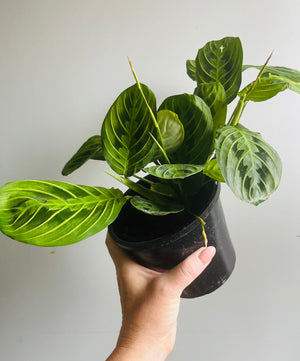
[192, 213, 208, 247]
[228, 51, 273, 127]
[228, 97, 247, 126]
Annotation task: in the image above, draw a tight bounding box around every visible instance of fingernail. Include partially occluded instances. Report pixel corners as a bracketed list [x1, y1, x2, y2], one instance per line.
[198, 246, 216, 264]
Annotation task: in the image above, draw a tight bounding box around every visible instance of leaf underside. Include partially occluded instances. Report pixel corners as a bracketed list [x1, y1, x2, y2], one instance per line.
[0, 180, 126, 246]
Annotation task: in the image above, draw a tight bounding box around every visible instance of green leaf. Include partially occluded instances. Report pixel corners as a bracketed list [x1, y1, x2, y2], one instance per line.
[157, 109, 184, 154]
[195, 37, 243, 104]
[0, 180, 126, 246]
[106, 172, 171, 205]
[130, 195, 184, 215]
[203, 159, 225, 182]
[215, 125, 282, 205]
[143, 164, 204, 179]
[159, 94, 214, 164]
[289, 82, 300, 94]
[194, 82, 227, 133]
[101, 83, 158, 176]
[239, 74, 300, 102]
[186, 59, 197, 81]
[243, 65, 300, 83]
[239, 74, 289, 101]
[62, 135, 104, 176]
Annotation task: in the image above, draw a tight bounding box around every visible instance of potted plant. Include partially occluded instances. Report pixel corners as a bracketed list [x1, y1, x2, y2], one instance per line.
[0, 36, 299, 297]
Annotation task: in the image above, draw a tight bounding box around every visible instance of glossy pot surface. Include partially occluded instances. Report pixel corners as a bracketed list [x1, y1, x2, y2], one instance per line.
[109, 181, 235, 298]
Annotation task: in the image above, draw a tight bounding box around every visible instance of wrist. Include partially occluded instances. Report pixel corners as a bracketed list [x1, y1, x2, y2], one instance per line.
[107, 344, 167, 361]
[107, 326, 171, 361]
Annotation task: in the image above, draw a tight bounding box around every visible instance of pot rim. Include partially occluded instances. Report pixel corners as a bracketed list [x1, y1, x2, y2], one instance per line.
[109, 181, 221, 250]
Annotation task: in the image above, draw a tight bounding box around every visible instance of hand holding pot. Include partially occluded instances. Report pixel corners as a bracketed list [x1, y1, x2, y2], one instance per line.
[105, 233, 216, 361]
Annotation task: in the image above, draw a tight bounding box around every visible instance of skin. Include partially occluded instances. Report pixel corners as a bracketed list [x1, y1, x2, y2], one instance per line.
[105, 233, 216, 361]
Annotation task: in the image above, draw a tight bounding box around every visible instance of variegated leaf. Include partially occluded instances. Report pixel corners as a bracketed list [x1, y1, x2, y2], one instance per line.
[130, 195, 184, 215]
[194, 81, 227, 133]
[195, 37, 243, 104]
[62, 135, 104, 176]
[215, 125, 282, 205]
[0, 180, 126, 246]
[101, 84, 158, 176]
[159, 94, 214, 164]
[186, 59, 197, 81]
[143, 164, 204, 179]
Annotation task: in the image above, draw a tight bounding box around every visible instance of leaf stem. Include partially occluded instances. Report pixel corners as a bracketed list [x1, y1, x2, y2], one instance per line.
[228, 51, 273, 127]
[191, 213, 208, 247]
[128, 58, 171, 165]
[133, 175, 155, 185]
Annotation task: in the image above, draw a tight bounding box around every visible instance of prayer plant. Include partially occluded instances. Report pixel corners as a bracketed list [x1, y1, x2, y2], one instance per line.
[1, 36, 299, 247]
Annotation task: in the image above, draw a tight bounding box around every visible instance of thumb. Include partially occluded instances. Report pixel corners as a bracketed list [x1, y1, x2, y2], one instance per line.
[162, 246, 216, 298]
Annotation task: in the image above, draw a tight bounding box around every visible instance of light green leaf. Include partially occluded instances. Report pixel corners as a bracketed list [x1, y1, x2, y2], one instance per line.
[157, 109, 184, 154]
[239, 75, 289, 101]
[203, 159, 225, 182]
[243, 65, 300, 83]
[130, 195, 184, 215]
[159, 94, 214, 164]
[62, 135, 104, 176]
[194, 82, 227, 133]
[215, 125, 282, 205]
[101, 83, 158, 176]
[288, 82, 300, 94]
[195, 37, 243, 104]
[144, 164, 204, 179]
[239, 73, 300, 101]
[0, 180, 126, 246]
[186, 59, 197, 81]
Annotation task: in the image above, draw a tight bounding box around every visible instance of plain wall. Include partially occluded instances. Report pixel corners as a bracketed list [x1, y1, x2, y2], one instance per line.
[1, 1, 300, 360]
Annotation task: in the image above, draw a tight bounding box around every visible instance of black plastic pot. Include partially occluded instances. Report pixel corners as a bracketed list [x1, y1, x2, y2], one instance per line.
[108, 179, 235, 298]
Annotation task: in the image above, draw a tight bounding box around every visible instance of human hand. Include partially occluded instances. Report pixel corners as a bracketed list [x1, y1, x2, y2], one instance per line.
[105, 233, 216, 361]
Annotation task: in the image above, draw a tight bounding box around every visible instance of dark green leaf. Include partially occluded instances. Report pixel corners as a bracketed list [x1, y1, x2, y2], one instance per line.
[144, 164, 204, 179]
[186, 59, 197, 81]
[194, 82, 227, 133]
[195, 37, 243, 103]
[0, 180, 126, 246]
[101, 84, 158, 176]
[215, 125, 282, 205]
[150, 182, 178, 197]
[62, 135, 104, 176]
[159, 94, 214, 164]
[203, 159, 225, 182]
[130, 195, 184, 215]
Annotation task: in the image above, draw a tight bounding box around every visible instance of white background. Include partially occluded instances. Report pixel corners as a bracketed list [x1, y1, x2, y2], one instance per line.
[0, 1, 300, 360]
